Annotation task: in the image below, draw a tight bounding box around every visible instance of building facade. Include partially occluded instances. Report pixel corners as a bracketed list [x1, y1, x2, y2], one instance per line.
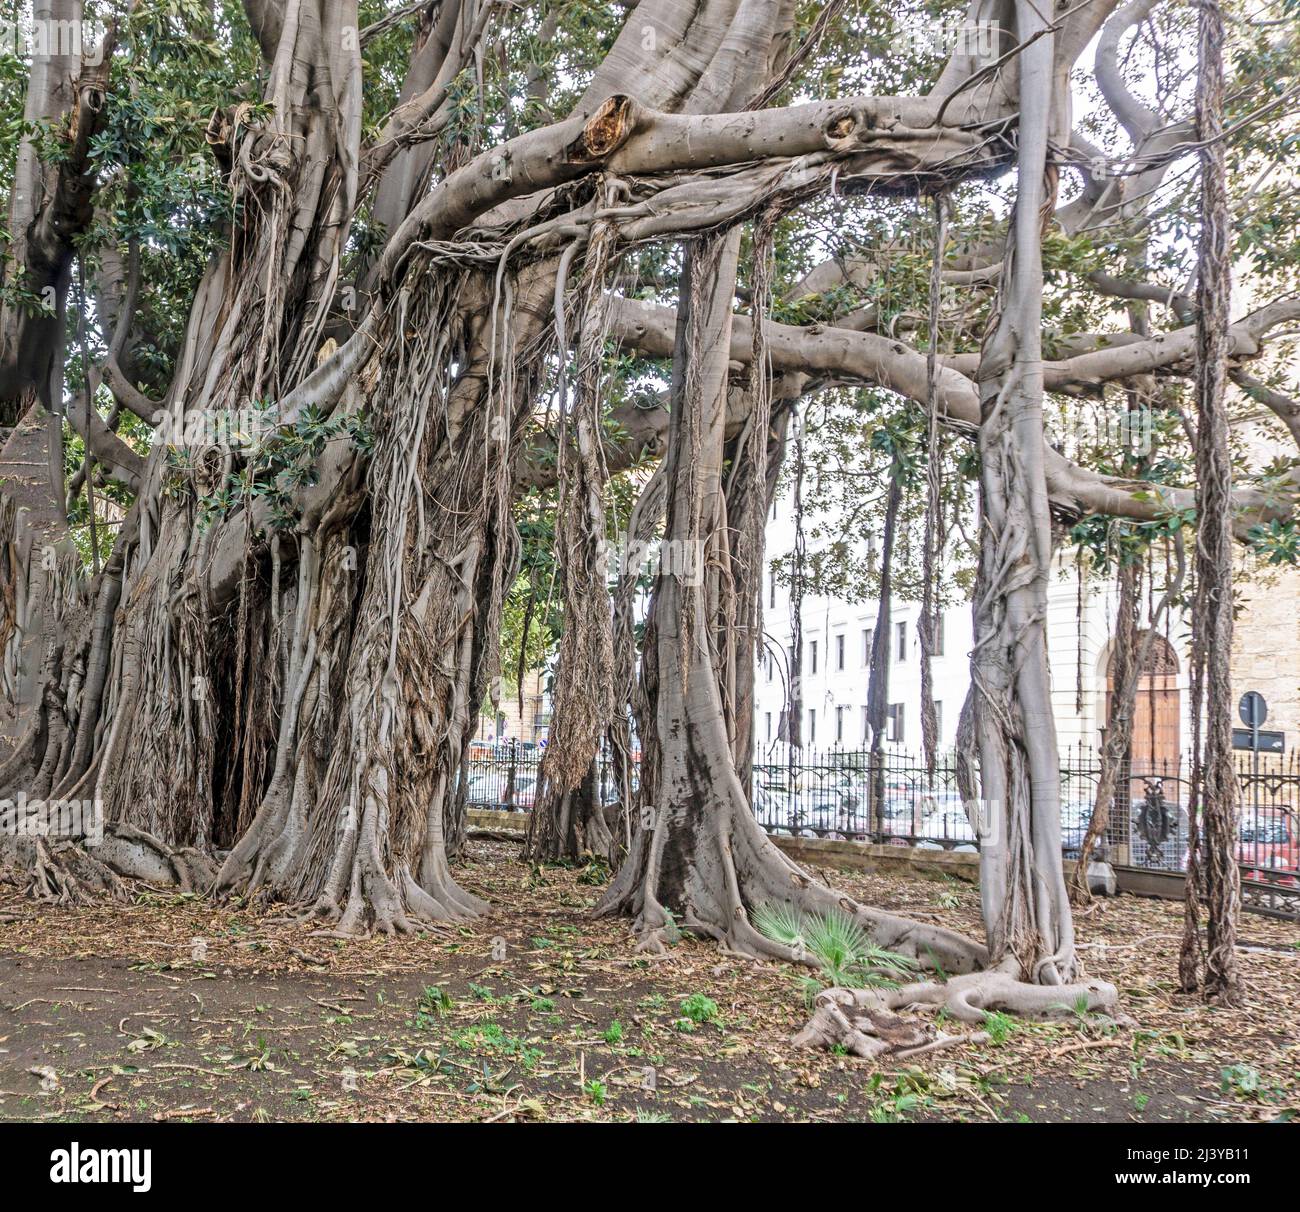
[753, 490, 1216, 769]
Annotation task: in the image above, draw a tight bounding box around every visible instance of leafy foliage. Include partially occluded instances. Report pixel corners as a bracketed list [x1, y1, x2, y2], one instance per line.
[753, 902, 918, 1002]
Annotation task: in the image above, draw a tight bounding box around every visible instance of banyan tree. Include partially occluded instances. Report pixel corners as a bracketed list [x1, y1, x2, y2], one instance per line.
[1, 0, 1295, 1040]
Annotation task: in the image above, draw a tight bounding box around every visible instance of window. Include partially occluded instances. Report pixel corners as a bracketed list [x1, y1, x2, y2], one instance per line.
[896, 621, 907, 662]
[934, 701, 943, 740]
[808, 708, 817, 744]
[765, 653, 774, 683]
[862, 628, 873, 666]
[835, 705, 845, 743]
[861, 705, 870, 744]
[765, 712, 772, 742]
[809, 639, 818, 675]
[835, 634, 845, 671]
[933, 614, 945, 657]
[768, 568, 776, 609]
[887, 703, 904, 743]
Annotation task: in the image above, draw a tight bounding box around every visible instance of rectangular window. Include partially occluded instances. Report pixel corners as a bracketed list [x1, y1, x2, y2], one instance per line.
[896, 621, 907, 662]
[835, 705, 845, 743]
[765, 653, 773, 683]
[887, 703, 904, 743]
[808, 708, 817, 745]
[835, 634, 845, 671]
[809, 639, 818, 675]
[933, 614, 945, 657]
[934, 700, 943, 740]
[765, 712, 772, 742]
[861, 705, 870, 744]
[769, 569, 776, 610]
[862, 628, 873, 666]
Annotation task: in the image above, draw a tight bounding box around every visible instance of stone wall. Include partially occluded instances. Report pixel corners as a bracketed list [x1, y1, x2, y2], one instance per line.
[1230, 560, 1300, 748]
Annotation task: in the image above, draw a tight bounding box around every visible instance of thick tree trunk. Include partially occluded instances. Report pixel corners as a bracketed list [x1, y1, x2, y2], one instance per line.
[968, 3, 1080, 984]
[1180, 0, 1242, 1005]
[525, 226, 619, 866]
[215, 262, 547, 931]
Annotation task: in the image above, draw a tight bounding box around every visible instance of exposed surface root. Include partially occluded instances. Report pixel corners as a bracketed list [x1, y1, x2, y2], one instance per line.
[793, 970, 1119, 1059]
[26, 837, 129, 904]
[0, 823, 218, 904]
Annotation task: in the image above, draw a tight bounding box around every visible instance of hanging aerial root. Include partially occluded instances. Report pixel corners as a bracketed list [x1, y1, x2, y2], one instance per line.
[793, 970, 1119, 1060]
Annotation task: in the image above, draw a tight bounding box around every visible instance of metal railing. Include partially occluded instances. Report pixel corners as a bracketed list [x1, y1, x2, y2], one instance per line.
[461, 744, 627, 812]
[463, 740, 1300, 916]
[750, 743, 1300, 917]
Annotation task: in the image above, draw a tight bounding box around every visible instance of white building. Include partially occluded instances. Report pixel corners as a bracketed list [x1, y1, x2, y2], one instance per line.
[754, 488, 1196, 770]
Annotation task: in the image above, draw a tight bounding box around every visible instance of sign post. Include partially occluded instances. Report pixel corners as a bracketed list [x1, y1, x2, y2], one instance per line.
[1238, 691, 1268, 826]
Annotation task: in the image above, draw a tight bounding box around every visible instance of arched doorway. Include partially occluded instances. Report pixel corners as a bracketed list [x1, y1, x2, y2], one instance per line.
[1106, 632, 1181, 774]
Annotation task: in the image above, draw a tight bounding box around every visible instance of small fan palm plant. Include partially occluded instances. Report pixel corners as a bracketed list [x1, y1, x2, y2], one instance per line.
[753, 902, 919, 1005]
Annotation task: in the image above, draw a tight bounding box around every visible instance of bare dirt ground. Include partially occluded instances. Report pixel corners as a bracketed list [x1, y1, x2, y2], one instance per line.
[1, 838, 1297, 1123]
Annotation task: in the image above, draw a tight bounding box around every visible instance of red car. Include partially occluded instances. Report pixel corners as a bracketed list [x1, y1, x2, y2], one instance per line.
[1238, 809, 1299, 888]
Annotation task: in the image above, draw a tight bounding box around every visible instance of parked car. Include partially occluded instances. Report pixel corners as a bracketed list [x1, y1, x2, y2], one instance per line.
[1238, 809, 1299, 887]
[752, 782, 793, 831]
[878, 794, 921, 841]
[465, 772, 537, 810]
[919, 801, 977, 846]
[791, 783, 842, 833]
[1060, 800, 1095, 858]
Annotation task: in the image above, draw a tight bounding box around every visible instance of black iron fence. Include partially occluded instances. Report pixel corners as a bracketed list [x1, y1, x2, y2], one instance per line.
[463, 741, 1300, 916]
[750, 743, 1300, 917]
[462, 744, 627, 813]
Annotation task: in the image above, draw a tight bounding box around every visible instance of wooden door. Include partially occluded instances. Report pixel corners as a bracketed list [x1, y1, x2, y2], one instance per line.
[1106, 631, 1181, 774]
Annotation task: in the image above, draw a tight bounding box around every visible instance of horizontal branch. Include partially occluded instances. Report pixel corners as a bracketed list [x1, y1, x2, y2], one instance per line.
[938, 297, 1300, 393]
[607, 295, 1299, 533]
[378, 92, 1009, 281]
